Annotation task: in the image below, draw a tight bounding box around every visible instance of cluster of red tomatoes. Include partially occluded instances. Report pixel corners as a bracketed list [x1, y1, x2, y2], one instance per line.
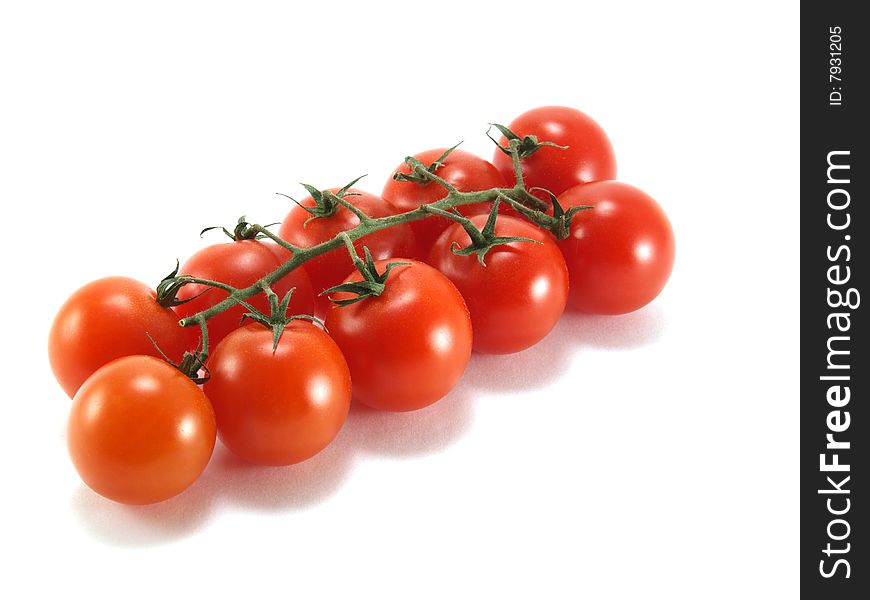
[48, 106, 675, 505]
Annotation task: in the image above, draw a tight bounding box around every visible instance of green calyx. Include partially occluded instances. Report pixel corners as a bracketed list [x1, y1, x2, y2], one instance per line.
[488, 123, 567, 159]
[176, 345, 211, 384]
[239, 283, 323, 351]
[547, 190, 593, 239]
[425, 199, 541, 266]
[392, 142, 462, 185]
[510, 188, 593, 240]
[155, 261, 232, 308]
[321, 234, 409, 307]
[155, 261, 200, 307]
[148, 323, 211, 384]
[277, 175, 366, 226]
[200, 215, 279, 242]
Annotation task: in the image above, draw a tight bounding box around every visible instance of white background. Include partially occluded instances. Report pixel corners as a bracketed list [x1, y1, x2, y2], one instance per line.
[0, 1, 799, 598]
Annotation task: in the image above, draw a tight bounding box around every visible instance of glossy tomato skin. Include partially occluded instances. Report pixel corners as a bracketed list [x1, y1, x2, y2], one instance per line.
[175, 240, 315, 348]
[204, 322, 352, 466]
[67, 355, 216, 505]
[557, 181, 675, 314]
[492, 106, 616, 202]
[48, 277, 196, 399]
[325, 260, 472, 412]
[429, 216, 569, 354]
[382, 148, 508, 254]
[278, 189, 418, 312]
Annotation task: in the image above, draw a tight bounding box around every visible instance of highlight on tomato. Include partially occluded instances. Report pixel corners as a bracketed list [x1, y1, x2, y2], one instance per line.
[67, 355, 217, 505]
[324, 258, 472, 412]
[556, 181, 675, 314]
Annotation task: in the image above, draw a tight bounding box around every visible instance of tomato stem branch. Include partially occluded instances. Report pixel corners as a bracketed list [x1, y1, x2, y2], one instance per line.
[195, 316, 210, 367]
[508, 139, 526, 190]
[176, 143, 567, 330]
[181, 277, 237, 294]
[333, 197, 372, 224]
[249, 225, 302, 254]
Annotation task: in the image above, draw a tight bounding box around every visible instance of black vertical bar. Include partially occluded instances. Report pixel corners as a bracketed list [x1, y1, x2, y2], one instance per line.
[801, 2, 867, 597]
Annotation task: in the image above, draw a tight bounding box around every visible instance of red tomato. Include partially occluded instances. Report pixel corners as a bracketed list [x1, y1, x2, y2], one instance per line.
[429, 215, 568, 354]
[175, 240, 315, 349]
[382, 148, 508, 253]
[325, 260, 472, 411]
[48, 277, 196, 399]
[278, 188, 418, 312]
[204, 321, 351, 466]
[557, 181, 675, 314]
[492, 106, 616, 202]
[67, 355, 216, 505]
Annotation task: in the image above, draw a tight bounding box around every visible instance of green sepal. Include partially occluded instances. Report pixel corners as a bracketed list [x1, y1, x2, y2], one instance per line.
[487, 123, 567, 159]
[154, 260, 210, 308]
[278, 175, 366, 227]
[321, 246, 409, 307]
[528, 187, 593, 240]
[147, 331, 211, 385]
[392, 142, 462, 185]
[200, 215, 279, 242]
[448, 198, 542, 266]
[238, 284, 324, 351]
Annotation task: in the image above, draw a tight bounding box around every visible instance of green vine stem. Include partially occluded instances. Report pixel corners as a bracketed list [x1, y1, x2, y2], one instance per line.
[175, 138, 585, 331]
[150, 316, 211, 383]
[422, 199, 542, 266]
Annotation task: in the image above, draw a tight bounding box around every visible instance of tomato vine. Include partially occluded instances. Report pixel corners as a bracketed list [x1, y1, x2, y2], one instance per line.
[52, 106, 676, 504]
[170, 137, 590, 343]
